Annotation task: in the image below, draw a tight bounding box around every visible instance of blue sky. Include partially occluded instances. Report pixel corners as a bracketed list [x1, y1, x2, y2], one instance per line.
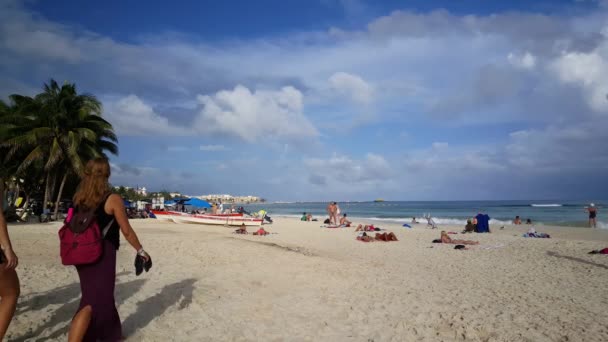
[1, 0, 608, 201]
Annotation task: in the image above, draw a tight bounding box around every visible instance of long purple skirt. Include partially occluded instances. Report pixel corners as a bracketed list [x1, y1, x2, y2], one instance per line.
[75, 239, 122, 341]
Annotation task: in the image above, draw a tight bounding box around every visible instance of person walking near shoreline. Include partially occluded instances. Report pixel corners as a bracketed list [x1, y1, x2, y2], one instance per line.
[67, 158, 151, 342]
[0, 207, 20, 339]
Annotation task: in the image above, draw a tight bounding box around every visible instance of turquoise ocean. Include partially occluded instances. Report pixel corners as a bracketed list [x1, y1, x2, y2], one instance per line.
[244, 200, 607, 229]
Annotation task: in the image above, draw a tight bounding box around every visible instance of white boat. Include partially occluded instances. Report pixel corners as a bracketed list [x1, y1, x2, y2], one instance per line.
[151, 210, 262, 227]
[151, 210, 188, 222]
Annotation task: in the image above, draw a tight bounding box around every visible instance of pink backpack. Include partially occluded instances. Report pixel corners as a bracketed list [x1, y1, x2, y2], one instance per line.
[59, 197, 114, 265]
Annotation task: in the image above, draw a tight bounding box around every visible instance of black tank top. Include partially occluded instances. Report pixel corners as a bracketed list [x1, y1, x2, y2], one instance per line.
[95, 193, 120, 250]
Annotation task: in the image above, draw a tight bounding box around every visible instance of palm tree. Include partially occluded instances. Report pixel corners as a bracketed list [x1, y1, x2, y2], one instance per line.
[1, 99, 45, 220]
[2, 79, 118, 219]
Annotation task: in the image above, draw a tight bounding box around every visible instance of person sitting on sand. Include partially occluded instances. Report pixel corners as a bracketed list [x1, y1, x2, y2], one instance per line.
[514, 216, 522, 225]
[462, 219, 475, 233]
[253, 227, 270, 236]
[339, 214, 352, 227]
[301, 212, 307, 221]
[440, 231, 479, 245]
[411, 217, 419, 224]
[306, 213, 312, 221]
[234, 223, 247, 234]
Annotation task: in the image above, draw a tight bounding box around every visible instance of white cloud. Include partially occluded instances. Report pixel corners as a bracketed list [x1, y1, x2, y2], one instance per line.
[193, 85, 318, 143]
[431, 142, 449, 150]
[303, 153, 393, 184]
[3, 1, 608, 199]
[550, 46, 608, 113]
[200, 145, 229, 151]
[166, 146, 189, 152]
[508, 52, 536, 69]
[328, 72, 374, 104]
[104, 95, 189, 135]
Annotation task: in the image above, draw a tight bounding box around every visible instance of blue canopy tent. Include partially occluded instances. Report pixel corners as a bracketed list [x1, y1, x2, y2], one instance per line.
[183, 198, 211, 208]
[475, 213, 491, 233]
[123, 199, 132, 208]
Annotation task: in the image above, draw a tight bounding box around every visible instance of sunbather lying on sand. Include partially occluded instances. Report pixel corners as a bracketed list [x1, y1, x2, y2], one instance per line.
[356, 232, 398, 242]
[253, 227, 270, 236]
[440, 231, 479, 245]
[355, 224, 379, 232]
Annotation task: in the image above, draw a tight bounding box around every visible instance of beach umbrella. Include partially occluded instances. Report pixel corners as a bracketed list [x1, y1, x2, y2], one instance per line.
[183, 198, 211, 208]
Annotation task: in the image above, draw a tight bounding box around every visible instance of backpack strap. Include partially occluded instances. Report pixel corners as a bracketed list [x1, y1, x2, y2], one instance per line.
[99, 192, 115, 238]
[100, 218, 115, 238]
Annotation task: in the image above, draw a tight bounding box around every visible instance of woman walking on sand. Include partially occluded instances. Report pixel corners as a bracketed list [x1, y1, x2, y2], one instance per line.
[0, 208, 20, 339]
[68, 158, 151, 342]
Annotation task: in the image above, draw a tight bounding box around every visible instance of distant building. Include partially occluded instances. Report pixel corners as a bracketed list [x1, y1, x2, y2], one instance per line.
[198, 194, 260, 203]
[136, 187, 147, 196]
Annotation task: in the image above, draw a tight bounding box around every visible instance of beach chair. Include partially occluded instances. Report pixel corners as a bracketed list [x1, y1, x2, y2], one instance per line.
[426, 214, 437, 229]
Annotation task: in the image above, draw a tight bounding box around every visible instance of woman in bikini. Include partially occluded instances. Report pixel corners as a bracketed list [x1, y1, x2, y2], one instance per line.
[440, 231, 479, 245]
[356, 231, 398, 242]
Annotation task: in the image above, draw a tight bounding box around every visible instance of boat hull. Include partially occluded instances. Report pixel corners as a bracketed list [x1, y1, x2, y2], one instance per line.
[151, 210, 262, 227]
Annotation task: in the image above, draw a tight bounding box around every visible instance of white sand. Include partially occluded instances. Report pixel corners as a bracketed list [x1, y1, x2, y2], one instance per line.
[5, 218, 608, 341]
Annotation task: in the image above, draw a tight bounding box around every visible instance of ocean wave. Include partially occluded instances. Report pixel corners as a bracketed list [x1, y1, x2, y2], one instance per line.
[530, 204, 562, 207]
[598, 221, 608, 229]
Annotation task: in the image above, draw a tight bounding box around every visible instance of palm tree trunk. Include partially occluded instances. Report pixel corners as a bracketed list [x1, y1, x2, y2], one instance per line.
[0, 177, 4, 211]
[43, 172, 51, 211]
[49, 172, 57, 205]
[54, 172, 68, 220]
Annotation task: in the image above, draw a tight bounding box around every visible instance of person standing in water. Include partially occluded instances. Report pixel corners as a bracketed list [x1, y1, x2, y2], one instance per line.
[0, 207, 20, 339]
[587, 203, 598, 228]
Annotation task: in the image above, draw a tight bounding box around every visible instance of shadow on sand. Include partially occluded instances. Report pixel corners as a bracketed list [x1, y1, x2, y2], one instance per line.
[122, 278, 197, 337]
[547, 251, 608, 270]
[17, 271, 130, 313]
[12, 276, 146, 342]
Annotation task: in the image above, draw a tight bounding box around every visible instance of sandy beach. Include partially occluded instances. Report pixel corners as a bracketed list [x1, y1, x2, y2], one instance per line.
[5, 218, 608, 341]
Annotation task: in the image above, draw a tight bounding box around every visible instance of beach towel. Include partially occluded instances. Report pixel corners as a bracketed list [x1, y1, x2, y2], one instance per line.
[402, 224, 411, 228]
[522, 233, 550, 238]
